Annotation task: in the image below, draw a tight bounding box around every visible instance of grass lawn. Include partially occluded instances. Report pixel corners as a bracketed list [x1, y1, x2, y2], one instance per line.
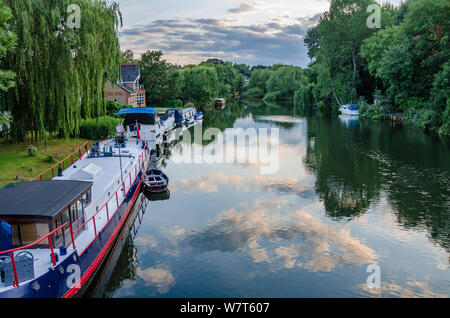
[0, 138, 90, 187]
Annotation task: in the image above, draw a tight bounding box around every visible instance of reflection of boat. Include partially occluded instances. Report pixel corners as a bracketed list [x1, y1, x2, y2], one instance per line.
[215, 98, 226, 110]
[143, 189, 170, 202]
[339, 114, 360, 127]
[143, 169, 169, 193]
[339, 104, 360, 116]
[82, 194, 148, 298]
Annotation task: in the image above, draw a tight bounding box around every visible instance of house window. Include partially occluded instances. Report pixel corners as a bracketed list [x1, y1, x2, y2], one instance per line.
[137, 94, 145, 106]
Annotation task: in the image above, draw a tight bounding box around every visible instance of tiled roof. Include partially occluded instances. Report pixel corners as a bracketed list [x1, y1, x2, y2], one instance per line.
[121, 64, 140, 83]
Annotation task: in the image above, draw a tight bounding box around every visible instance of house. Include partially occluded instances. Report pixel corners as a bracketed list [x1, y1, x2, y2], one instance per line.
[105, 64, 146, 107]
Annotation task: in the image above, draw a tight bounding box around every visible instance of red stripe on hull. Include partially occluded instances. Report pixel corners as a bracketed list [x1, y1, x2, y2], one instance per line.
[62, 181, 142, 298]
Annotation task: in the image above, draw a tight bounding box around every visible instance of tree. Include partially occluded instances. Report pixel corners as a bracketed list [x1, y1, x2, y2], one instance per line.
[2, 0, 122, 141]
[305, 0, 393, 106]
[0, 0, 16, 93]
[360, 0, 449, 134]
[139, 50, 170, 106]
[264, 66, 305, 103]
[121, 49, 139, 64]
[177, 65, 219, 108]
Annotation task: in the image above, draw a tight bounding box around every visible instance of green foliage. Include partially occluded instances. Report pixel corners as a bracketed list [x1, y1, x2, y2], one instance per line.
[305, 0, 393, 108]
[0, 0, 16, 93]
[27, 145, 37, 157]
[139, 50, 170, 106]
[2, 0, 122, 141]
[176, 65, 219, 108]
[79, 116, 121, 141]
[121, 50, 138, 64]
[106, 100, 129, 117]
[360, 0, 450, 135]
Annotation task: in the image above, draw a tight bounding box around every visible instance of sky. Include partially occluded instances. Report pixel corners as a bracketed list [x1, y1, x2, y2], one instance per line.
[117, 0, 403, 67]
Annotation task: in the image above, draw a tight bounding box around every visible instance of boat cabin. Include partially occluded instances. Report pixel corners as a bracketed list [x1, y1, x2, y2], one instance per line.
[0, 180, 93, 250]
[166, 107, 197, 124]
[117, 107, 162, 140]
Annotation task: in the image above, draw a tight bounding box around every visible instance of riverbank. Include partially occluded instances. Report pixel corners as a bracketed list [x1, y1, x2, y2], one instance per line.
[0, 138, 89, 187]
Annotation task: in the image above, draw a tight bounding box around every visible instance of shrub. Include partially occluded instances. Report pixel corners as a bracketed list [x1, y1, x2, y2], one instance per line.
[27, 145, 37, 157]
[45, 152, 59, 163]
[80, 117, 121, 140]
[106, 101, 130, 117]
[164, 99, 183, 108]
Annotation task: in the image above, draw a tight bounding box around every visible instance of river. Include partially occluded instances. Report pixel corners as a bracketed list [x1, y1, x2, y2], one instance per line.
[92, 102, 450, 298]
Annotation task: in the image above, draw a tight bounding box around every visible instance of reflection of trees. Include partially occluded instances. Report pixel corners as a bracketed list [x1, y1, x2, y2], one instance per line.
[202, 99, 245, 133]
[304, 115, 382, 219]
[304, 114, 450, 252]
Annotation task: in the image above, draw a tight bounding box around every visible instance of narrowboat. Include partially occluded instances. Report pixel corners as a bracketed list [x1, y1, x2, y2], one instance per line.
[117, 107, 164, 149]
[158, 112, 175, 134]
[166, 107, 197, 127]
[0, 136, 151, 298]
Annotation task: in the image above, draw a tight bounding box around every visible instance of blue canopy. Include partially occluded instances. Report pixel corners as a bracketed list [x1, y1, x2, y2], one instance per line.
[0, 220, 13, 252]
[347, 104, 360, 111]
[117, 107, 157, 115]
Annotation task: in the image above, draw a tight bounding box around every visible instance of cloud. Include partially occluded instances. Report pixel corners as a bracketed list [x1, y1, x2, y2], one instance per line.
[119, 15, 318, 66]
[136, 266, 175, 294]
[181, 199, 378, 273]
[228, 3, 256, 14]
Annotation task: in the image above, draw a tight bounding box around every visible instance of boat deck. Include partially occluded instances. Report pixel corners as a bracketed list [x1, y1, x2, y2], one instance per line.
[0, 138, 148, 293]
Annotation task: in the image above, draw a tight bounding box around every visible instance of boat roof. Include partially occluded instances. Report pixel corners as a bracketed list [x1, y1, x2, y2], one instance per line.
[117, 107, 157, 115]
[0, 180, 93, 219]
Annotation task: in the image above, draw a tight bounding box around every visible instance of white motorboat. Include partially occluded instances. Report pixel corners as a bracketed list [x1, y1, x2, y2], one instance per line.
[339, 104, 360, 116]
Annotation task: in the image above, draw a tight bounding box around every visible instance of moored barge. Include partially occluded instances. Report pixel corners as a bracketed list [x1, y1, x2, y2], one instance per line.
[0, 136, 150, 298]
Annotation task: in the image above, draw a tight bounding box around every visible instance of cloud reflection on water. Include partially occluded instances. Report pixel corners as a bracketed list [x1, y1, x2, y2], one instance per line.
[181, 199, 378, 273]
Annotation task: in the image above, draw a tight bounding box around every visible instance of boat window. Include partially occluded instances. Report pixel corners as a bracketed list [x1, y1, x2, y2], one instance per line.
[54, 216, 62, 239]
[11, 224, 20, 246]
[70, 204, 78, 223]
[62, 208, 70, 225]
[21, 223, 50, 245]
[76, 199, 83, 215]
[81, 191, 91, 208]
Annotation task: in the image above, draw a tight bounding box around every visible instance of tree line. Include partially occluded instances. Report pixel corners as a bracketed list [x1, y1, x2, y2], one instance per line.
[122, 50, 246, 110]
[242, 0, 449, 136]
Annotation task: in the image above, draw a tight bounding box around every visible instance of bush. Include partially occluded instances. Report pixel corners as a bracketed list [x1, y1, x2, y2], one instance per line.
[80, 117, 121, 140]
[164, 99, 183, 108]
[45, 152, 59, 163]
[106, 101, 130, 117]
[27, 145, 37, 157]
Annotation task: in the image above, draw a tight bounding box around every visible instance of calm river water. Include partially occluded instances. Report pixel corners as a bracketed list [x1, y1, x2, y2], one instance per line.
[95, 103, 450, 298]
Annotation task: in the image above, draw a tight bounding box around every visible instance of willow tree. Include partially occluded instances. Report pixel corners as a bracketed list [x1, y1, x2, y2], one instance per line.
[3, 0, 122, 141]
